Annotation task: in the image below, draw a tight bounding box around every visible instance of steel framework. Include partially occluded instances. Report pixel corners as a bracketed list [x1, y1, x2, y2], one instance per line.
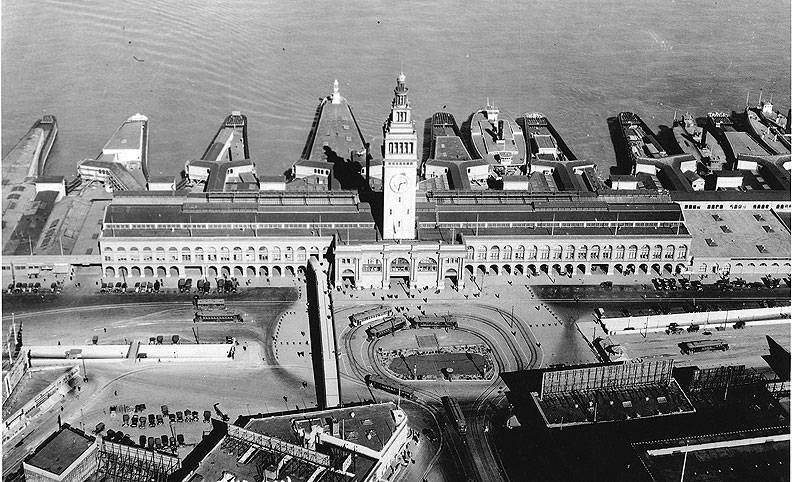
[95, 440, 179, 482]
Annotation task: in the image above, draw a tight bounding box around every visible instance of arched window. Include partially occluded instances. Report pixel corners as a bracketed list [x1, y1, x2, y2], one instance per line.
[601, 245, 612, 259]
[466, 246, 475, 259]
[476, 246, 487, 260]
[220, 247, 230, 261]
[627, 245, 638, 260]
[285, 247, 294, 261]
[590, 246, 600, 260]
[652, 245, 662, 260]
[129, 247, 140, 262]
[155, 247, 166, 261]
[417, 258, 438, 272]
[168, 247, 178, 262]
[517, 246, 527, 260]
[296, 246, 307, 261]
[524, 246, 535, 260]
[664, 245, 675, 260]
[259, 247, 269, 261]
[195, 247, 204, 261]
[246, 247, 255, 262]
[503, 246, 513, 260]
[208, 247, 217, 261]
[142, 247, 153, 261]
[232, 247, 243, 261]
[490, 246, 500, 260]
[116, 247, 127, 262]
[181, 247, 191, 262]
[677, 245, 688, 259]
[565, 245, 576, 260]
[272, 247, 282, 261]
[578, 246, 588, 260]
[551, 246, 562, 260]
[540, 246, 551, 260]
[614, 245, 625, 260]
[639, 245, 650, 260]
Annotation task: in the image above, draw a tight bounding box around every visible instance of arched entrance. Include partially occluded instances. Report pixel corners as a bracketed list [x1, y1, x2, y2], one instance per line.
[489, 264, 499, 275]
[246, 266, 256, 277]
[577, 264, 586, 275]
[271, 266, 282, 277]
[503, 265, 512, 275]
[208, 266, 218, 278]
[341, 269, 355, 287]
[220, 266, 231, 278]
[234, 266, 244, 277]
[105, 267, 115, 278]
[444, 268, 458, 288]
[131, 266, 141, 277]
[259, 266, 269, 277]
[119, 267, 128, 278]
[185, 266, 202, 278]
[514, 264, 523, 275]
[663, 263, 673, 274]
[285, 266, 295, 277]
[169, 266, 179, 278]
[389, 257, 411, 288]
[156, 266, 166, 278]
[651, 263, 661, 274]
[144, 266, 154, 277]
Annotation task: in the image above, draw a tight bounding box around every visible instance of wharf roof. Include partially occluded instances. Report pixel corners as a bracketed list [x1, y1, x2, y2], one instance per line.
[432, 135, 472, 161]
[103, 118, 143, 151]
[724, 131, 771, 157]
[633, 426, 790, 482]
[81, 158, 146, 190]
[3, 191, 58, 255]
[24, 425, 94, 475]
[469, 109, 526, 165]
[670, 189, 791, 202]
[304, 97, 366, 163]
[683, 209, 790, 260]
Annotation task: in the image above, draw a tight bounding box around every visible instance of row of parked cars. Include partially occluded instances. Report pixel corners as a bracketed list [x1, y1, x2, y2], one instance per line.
[651, 278, 703, 292]
[7, 282, 62, 294]
[100, 281, 161, 293]
[99, 427, 185, 452]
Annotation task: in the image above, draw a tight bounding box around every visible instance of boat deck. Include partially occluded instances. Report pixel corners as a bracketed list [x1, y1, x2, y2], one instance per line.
[2, 121, 51, 186]
[103, 118, 143, 151]
[469, 110, 526, 166]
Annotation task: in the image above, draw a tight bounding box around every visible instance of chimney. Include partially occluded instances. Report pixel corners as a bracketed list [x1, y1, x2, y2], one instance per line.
[498, 120, 504, 140]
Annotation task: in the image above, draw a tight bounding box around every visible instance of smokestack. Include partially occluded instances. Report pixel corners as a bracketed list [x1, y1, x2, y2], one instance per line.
[498, 120, 504, 140]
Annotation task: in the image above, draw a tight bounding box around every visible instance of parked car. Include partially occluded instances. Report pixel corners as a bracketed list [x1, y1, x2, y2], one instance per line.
[687, 324, 700, 332]
[156, 414, 164, 425]
[148, 414, 156, 426]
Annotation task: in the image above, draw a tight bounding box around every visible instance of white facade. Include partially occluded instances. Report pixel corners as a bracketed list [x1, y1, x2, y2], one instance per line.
[382, 73, 417, 240]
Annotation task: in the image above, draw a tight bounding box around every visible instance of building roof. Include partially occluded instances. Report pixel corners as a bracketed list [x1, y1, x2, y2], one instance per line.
[683, 209, 790, 260]
[303, 97, 366, 163]
[24, 425, 94, 476]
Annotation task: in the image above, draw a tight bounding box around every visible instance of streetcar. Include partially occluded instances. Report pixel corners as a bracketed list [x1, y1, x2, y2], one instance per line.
[350, 305, 393, 327]
[193, 312, 243, 323]
[441, 396, 467, 434]
[680, 339, 729, 355]
[366, 316, 407, 339]
[193, 297, 226, 311]
[365, 374, 417, 401]
[410, 314, 458, 330]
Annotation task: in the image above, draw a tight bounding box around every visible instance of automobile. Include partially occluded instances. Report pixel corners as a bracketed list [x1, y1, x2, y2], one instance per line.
[148, 414, 156, 426]
[784, 277, 791, 288]
[599, 281, 613, 289]
[666, 323, 684, 335]
[169, 414, 176, 423]
[731, 278, 746, 288]
[204, 410, 211, 422]
[122, 414, 130, 426]
[145, 281, 153, 292]
[668, 278, 677, 289]
[176, 411, 184, 423]
[748, 281, 765, 289]
[134, 282, 141, 292]
[121, 282, 128, 292]
[100, 282, 109, 293]
[733, 320, 746, 329]
[94, 422, 105, 434]
[687, 324, 700, 332]
[192, 410, 199, 421]
[154, 437, 162, 449]
[147, 436, 155, 449]
[139, 417, 146, 429]
[702, 331, 712, 336]
[114, 282, 123, 292]
[651, 279, 662, 290]
[153, 280, 160, 292]
[620, 309, 631, 317]
[691, 280, 703, 291]
[715, 326, 726, 331]
[170, 436, 177, 448]
[679, 278, 690, 290]
[131, 415, 138, 427]
[139, 435, 147, 447]
[32, 282, 41, 293]
[161, 405, 169, 416]
[161, 435, 169, 447]
[7, 283, 14, 293]
[176, 434, 185, 445]
[156, 414, 164, 425]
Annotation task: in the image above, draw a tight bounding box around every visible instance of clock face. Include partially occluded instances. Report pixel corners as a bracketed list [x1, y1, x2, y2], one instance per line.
[389, 173, 409, 193]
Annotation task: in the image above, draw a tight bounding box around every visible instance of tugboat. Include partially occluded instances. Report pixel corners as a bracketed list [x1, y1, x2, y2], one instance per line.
[672, 112, 711, 163]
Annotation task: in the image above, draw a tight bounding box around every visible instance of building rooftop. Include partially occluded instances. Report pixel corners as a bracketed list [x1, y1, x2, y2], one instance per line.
[683, 209, 790, 260]
[24, 424, 94, 476]
[304, 97, 366, 164]
[724, 131, 771, 157]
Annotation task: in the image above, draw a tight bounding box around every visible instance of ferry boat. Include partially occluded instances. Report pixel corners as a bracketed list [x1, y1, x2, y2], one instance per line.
[617, 112, 667, 162]
[77, 113, 149, 191]
[1, 115, 58, 185]
[467, 102, 527, 174]
[746, 107, 790, 155]
[520, 113, 576, 162]
[672, 112, 711, 163]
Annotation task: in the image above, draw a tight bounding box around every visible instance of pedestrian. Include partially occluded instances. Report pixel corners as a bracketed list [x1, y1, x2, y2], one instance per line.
[114, 390, 117, 396]
[104, 327, 107, 333]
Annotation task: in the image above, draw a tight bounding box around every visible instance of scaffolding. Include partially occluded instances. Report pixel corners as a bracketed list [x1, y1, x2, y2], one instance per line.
[95, 440, 179, 482]
[227, 425, 330, 466]
[540, 360, 674, 398]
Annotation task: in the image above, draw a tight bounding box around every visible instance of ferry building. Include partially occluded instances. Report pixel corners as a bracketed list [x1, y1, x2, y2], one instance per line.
[96, 73, 705, 290]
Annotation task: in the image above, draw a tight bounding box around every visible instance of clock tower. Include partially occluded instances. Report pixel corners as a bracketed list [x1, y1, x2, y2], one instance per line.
[382, 72, 417, 240]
